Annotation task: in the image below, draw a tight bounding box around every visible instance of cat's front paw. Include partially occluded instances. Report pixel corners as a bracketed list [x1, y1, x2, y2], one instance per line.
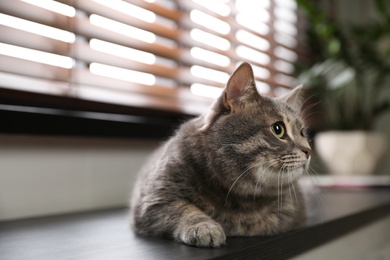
[181, 221, 226, 248]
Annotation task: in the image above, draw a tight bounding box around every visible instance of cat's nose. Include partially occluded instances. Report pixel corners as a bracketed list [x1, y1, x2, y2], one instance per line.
[301, 147, 312, 159]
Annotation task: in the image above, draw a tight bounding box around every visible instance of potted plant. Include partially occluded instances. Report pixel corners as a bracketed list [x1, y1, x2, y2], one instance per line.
[296, 0, 390, 175]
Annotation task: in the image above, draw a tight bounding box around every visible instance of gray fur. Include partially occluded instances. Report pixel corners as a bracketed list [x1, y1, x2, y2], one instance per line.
[130, 62, 311, 248]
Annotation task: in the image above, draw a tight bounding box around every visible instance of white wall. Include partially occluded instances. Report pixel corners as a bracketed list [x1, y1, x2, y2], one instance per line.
[0, 135, 160, 221]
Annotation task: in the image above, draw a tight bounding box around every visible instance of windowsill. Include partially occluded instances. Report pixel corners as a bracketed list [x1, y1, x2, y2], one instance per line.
[1, 189, 390, 259]
[0, 104, 181, 138]
[0, 88, 194, 138]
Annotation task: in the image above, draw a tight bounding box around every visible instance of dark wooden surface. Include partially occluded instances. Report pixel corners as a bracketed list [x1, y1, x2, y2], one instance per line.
[1, 189, 390, 260]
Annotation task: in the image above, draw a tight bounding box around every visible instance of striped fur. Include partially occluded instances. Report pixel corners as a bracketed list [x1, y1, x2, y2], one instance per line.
[130, 62, 311, 247]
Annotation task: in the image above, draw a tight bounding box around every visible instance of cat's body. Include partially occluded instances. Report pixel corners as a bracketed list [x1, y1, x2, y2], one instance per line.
[130, 62, 311, 247]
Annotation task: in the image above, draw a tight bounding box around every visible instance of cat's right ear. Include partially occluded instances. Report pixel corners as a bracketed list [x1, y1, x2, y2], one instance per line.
[222, 62, 259, 113]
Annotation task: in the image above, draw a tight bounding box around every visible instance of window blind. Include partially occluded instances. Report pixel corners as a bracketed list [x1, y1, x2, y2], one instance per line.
[0, 0, 305, 116]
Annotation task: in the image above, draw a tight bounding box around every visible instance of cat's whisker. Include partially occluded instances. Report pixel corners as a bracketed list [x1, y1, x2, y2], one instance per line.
[284, 154, 302, 159]
[295, 98, 322, 126]
[278, 166, 286, 216]
[301, 111, 323, 124]
[302, 92, 320, 106]
[277, 165, 281, 215]
[290, 172, 301, 212]
[301, 101, 321, 118]
[288, 168, 295, 212]
[275, 162, 289, 214]
[225, 162, 262, 203]
[300, 98, 322, 119]
[253, 159, 279, 201]
[301, 108, 321, 118]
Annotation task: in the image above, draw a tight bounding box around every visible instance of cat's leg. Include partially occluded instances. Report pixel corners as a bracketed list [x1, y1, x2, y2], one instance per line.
[132, 200, 226, 247]
[173, 204, 226, 248]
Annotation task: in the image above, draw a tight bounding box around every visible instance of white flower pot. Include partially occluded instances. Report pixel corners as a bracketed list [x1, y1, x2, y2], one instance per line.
[315, 131, 387, 176]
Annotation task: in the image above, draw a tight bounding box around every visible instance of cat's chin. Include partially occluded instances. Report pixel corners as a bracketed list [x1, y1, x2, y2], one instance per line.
[255, 167, 305, 188]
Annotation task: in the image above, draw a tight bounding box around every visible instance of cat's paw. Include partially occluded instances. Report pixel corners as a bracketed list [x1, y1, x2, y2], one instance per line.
[181, 221, 226, 248]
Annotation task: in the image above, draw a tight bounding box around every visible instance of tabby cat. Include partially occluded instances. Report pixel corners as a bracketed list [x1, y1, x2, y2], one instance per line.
[130, 62, 311, 247]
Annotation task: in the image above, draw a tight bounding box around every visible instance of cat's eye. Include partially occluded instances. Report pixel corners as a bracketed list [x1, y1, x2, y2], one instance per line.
[300, 129, 305, 137]
[271, 122, 286, 139]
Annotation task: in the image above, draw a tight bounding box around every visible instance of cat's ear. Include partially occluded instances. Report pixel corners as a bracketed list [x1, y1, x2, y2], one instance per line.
[222, 62, 259, 113]
[199, 62, 259, 131]
[280, 85, 305, 110]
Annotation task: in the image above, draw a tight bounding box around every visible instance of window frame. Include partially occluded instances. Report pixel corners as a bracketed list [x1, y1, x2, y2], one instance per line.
[0, 0, 306, 137]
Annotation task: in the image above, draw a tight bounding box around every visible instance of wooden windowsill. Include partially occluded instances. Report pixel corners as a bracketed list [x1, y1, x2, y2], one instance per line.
[1, 189, 390, 259]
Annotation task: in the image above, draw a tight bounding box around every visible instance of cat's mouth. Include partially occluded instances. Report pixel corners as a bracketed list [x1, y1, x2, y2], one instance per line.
[280, 155, 308, 172]
[287, 162, 307, 171]
[269, 161, 307, 172]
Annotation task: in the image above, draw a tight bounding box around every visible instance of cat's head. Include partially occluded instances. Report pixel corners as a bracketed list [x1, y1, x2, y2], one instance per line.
[200, 62, 311, 196]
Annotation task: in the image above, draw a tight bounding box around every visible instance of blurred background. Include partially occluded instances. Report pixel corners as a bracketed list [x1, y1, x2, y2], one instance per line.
[0, 0, 389, 221]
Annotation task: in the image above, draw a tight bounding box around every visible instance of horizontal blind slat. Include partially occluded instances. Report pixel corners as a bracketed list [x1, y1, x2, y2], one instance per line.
[180, 1, 232, 23]
[0, 1, 71, 31]
[74, 42, 179, 80]
[177, 69, 226, 89]
[0, 71, 70, 96]
[123, 0, 181, 22]
[73, 69, 210, 115]
[0, 55, 70, 81]
[57, 0, 182, 22]
[73, 67, 211, 105]
[179, 54, 234, 75]
[70, 0, 180, 41]
[74, 16, 180, 60]
[179, 15, 235, 41]
[76, 85, 182, 112]
[0, 25, 70, 56]
[76, 84, 208, 115]
[73, 68, 177, 98]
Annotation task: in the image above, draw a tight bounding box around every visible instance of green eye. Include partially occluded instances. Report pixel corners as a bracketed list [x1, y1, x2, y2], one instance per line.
[272, 122, 285, 139]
